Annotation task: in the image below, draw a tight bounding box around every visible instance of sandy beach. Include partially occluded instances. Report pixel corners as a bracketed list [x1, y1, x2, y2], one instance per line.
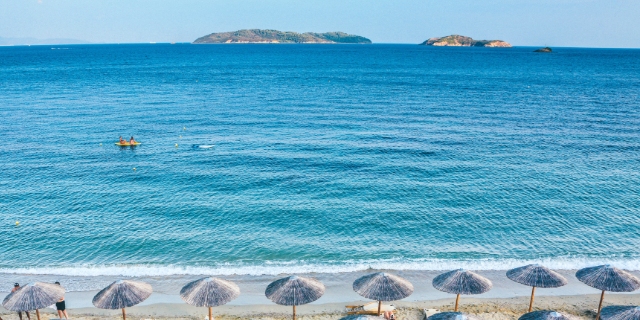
[1, 270, 639, 320]
[1, 294, 640, 320]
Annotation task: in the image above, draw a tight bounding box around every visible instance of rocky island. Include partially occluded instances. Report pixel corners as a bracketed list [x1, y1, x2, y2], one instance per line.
[420, 35, 511, 47]
[534, 47, 552, 52]
[193, 29, 371, 44]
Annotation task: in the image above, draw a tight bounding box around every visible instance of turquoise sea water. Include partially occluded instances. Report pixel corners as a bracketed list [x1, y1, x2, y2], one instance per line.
[0, 44, 639, 278]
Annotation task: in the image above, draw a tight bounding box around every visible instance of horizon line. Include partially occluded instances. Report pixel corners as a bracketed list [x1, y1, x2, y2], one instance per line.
[2, 42, 640, 49]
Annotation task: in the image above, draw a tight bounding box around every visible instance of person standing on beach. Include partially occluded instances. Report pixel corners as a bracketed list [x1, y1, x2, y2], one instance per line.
[12, 283, 31, 320]
[54, 282, 69, 319]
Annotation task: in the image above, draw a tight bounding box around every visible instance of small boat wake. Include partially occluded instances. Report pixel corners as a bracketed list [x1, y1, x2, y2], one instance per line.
[192, 144, 214, 149]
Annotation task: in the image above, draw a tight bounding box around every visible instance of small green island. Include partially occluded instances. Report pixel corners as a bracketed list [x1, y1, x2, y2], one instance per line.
[420, 35, 512, 47]
[193, 29, 372, 44]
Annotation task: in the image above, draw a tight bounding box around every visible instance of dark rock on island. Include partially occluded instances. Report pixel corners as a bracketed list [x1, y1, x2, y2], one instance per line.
[193, 29, 372, 44]
[420, 35, 511, 47]
[534, 47, 552, 53]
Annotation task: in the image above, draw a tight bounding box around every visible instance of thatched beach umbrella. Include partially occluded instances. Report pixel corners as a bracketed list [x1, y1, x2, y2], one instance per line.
[428, 312, 482, 320]
[432, 269, 492, 312]
[353, 272, 414, 316]
[265, 275, 325, 320]
[518, 310, 571, 320]
[2, 282, 65, 320]
[180, 277, 240, 320]
[92, 280, 153, 320]
[600, 306, 640, 320]
[507, 264, 568, 312]
[576, 265, 640, 320]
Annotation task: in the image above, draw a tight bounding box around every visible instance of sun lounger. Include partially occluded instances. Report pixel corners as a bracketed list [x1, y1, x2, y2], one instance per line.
[423, 308, 440, 319]
[346, 302, 396, 315]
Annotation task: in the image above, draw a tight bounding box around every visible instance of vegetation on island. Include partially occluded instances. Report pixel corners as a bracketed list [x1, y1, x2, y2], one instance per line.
[420, 35, 511, 47]
[193, 29, 372, 44]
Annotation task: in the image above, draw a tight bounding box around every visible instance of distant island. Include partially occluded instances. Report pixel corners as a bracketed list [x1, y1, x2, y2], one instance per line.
[420, 35, 511, 47]
[193, 29, 372, 44]
[534, 47, 552, 53]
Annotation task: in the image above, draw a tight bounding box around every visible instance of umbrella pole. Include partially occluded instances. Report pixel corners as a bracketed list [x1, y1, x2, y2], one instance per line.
[293, 305, 296, 320]
[36, 309, 41, 320]
[529, 286, 536, 312]
[378, 300, 382, 316]
[209, 306, 213, 320]
[122, 307, 127, 320]
[454, 294, 460, 312]
[596, 290, 605, 320]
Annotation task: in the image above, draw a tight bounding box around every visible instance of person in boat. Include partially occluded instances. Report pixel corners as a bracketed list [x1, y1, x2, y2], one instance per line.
[119, 136, 128, 145]
[129, 136, 136, 144]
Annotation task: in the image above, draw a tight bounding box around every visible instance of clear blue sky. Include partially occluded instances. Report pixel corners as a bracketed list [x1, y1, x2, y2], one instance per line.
[1, 0, 639, 47]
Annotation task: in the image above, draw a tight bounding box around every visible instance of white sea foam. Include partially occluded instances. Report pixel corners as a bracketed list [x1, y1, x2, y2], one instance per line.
[1, 257, 639, 277]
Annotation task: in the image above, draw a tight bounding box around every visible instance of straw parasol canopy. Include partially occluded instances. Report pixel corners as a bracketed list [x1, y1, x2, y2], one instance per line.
[576, 265, 640, 320]
[518, 310, 572, 320]
[433, 269, 492, 312]
[93, 280, 153, 320]
[428, 312, 483, 320]
[600, 306, 640, 320]
[265, 275, 325, 320]
[353, 272, 414, 316]
[507, 264, 568, 312]
[180, 277, 240, 320]
[353, 272, 414, 301]
[2, 282, 65, 320]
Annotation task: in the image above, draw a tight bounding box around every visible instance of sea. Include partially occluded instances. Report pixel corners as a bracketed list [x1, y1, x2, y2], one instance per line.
[1, 44, 639, 292]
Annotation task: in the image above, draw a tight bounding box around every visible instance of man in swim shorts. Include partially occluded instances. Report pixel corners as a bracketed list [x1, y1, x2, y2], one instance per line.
[12, 283, 30, 320]
[55, 282, 69, 319]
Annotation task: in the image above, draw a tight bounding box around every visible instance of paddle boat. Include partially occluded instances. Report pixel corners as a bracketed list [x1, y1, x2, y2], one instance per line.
[115, 142, 141, 146]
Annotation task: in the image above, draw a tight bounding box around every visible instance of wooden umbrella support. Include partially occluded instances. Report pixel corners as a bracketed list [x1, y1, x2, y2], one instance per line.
[209, 306, 213, 320]
[529, 286, 536, 312]
[596, 290, 605, 320]
[378, 300, 382, 316]
[35, 309, 41, 320]
[293, 305, 297, 320]
[454, 294, 461, 312]
[122, 307, 127, 320]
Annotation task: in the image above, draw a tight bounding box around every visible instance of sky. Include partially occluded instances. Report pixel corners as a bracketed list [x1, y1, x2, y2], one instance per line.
[1, 0, 639, 47]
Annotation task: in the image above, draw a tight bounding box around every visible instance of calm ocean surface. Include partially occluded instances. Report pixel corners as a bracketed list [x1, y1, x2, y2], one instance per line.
[1, 44, 639, 279]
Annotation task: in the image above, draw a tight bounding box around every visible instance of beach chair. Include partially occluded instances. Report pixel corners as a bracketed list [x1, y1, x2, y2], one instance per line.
[346, 302, 396, 315]
[423, 308, 440, 320]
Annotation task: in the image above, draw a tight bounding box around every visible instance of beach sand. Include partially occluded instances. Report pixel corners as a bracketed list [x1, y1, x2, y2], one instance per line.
[1, 270, 639, 320]
[1, 294, 640, 320]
